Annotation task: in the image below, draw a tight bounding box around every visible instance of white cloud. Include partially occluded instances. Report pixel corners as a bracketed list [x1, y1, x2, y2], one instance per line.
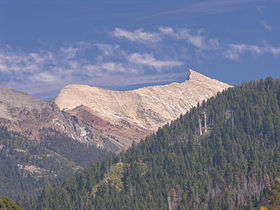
[232, 44, 262, 54]
[31, 72, 58, 83]
[270, 47, 280, 56]
[82, 62, 133, 77]
[112, 27, 220, 51]
[60, 47, 78, 60]
[187, 34, 205, 49]
[0, 47, 81, 85]
[2, 25, 279, 98]
[0, 27, 218, 98]
[170, 28, 220, 50]
[95, 44, 119, 57]
[2, 44, 182, 92]
[128, 53, 182, 69]
[112, 28, 161, 43]
[224, 52, 239, 60]
[225, 43, 280, 60]
[158, 26, 174, 34]
[101, 62, 131, 73]
[0, 51, 49, 73]
[157, 27, 220, 50]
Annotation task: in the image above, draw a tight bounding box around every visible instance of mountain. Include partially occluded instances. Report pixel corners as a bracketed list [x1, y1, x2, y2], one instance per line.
[0, 87, 115, 198]
[0, 86, 122, 152]
[0, 70, 229, 199]
[55, 69, 230, 150]
[20, 77, 280, 209]
[0, 126, 112, 199]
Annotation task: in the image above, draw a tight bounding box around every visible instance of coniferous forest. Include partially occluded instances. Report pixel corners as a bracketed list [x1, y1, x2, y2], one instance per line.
[12, 77, 280, 209]
[0, 196, 22, 210]
[0, 127, 111, 199]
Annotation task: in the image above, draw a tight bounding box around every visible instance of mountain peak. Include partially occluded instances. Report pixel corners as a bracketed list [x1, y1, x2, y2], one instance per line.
[187, 69, 207, 80]
[55, 70, 231, 149]
[186, 69, 222, 83]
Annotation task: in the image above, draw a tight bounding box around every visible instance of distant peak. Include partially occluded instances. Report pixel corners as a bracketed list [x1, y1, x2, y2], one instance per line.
[186, 69, 208, 81]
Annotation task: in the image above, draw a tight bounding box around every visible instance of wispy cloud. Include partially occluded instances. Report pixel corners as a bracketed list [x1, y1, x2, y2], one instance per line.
[0, 46, 136, 84]
[128, 53, 182, 69]
[160, 27, 220, 50]
[160, 0, 264, 18]
[1, 25, 279, 98]
[86, 72, 187, 88]
[0, 39, 185, 97]
[225, 43, 280, 60]
[260, 20, 272, 31]
[112, 28, 161, 43]
[0, 51, 52, 76]
[158, 26, 174, 35]
[31, 72, 58, 83]
[95, 43, 119, 57]
[113, 27, 219, 51]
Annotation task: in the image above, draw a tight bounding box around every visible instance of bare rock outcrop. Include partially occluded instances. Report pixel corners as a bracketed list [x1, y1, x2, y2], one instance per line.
[55, 70, 231, 149]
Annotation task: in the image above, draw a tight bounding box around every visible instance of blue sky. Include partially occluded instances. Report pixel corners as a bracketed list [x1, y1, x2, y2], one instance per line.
[1, 0, 280, 99]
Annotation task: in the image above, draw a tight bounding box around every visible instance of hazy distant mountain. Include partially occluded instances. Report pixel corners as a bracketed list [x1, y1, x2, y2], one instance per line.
[55, 69, 231, 150]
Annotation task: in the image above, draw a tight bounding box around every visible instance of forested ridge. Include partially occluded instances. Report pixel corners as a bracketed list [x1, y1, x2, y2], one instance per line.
[18, 77, 280, 209]
[0, 127, 110, 199]
[0, 196, 22, 210]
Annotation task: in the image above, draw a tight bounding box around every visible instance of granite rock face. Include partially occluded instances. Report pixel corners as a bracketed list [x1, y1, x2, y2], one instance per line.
[0, 86, 120, 152]
[55, 70, 231, 150]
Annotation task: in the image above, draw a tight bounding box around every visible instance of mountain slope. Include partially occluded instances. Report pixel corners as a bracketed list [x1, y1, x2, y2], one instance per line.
[0, 196, 22, 210]
[0, 86, 121, 151]
[0, 70, 229, 199]
[20, 77, 280, 209]
[55, 70, 231, 149]
[0, 87, 114, 198]
[0, 126, 111, 199]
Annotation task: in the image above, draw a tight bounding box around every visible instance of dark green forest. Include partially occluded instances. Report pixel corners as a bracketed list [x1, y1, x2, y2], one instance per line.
[0, 196, 22, 210]
[0, 127, 110, 199]
[13, 77, 280, 209]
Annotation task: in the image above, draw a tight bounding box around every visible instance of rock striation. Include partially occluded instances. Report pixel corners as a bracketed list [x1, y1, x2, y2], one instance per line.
[55, 70, 231, 150]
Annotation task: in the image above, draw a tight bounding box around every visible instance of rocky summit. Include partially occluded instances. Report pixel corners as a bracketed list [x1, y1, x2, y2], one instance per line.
[55, 70, 231, 150]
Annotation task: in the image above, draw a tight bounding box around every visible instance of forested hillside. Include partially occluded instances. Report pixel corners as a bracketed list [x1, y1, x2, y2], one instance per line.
[0, 196, 22, 210]
[19, 77, 280, 209]
[0, 128, 110, 199]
